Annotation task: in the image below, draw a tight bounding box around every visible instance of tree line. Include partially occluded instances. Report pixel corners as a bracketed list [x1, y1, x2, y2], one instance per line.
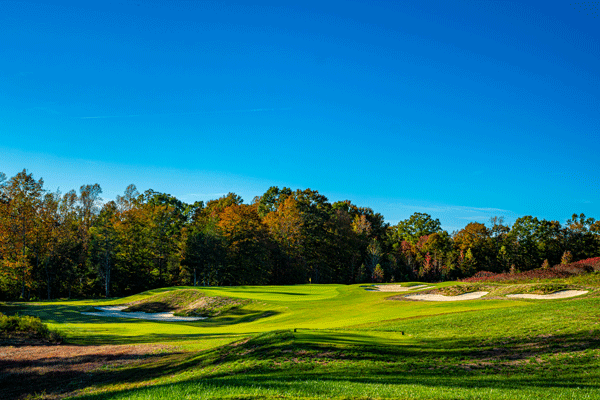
[1, 169, 599, 300]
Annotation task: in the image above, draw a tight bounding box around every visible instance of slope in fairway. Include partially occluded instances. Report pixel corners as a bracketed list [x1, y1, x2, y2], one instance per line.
[1, 283, 599, 399]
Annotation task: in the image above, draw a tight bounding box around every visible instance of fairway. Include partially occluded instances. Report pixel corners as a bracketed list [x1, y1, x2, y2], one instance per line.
[2, 282, 600, 399]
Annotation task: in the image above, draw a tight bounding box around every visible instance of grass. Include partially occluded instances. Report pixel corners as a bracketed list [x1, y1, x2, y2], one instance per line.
[121, 289, 251, 317]
[1, 279, 599, 399]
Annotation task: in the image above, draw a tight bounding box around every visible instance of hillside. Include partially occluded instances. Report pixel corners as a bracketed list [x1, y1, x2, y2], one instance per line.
[1, 276, 599, 399]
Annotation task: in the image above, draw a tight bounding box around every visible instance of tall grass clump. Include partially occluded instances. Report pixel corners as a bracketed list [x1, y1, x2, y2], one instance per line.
[0, 312, 62, 342]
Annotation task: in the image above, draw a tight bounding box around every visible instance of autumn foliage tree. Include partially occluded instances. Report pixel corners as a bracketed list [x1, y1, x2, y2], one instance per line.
[263, 196, 305, 284]
[2, 170, 600, 299]
[0, 170, 45, 299]
[218, 203, 271, 285]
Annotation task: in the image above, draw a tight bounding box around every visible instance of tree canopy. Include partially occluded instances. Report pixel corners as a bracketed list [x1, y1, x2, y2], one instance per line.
[1, 170, 599, 300]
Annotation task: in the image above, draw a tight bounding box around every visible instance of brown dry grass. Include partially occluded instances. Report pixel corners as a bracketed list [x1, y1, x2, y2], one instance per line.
[0, 339, 174, 400]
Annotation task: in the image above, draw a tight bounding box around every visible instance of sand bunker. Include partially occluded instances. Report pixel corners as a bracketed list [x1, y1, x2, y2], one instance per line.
[81, 306, 206, 322]
[405, 291, 489, 301]
[506, 290, 588, 300]
[368, 284, 432, 292]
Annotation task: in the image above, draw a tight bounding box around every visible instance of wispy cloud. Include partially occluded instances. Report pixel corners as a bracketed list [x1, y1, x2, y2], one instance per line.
[79, 114, 143, 119]
[396, 203, 513, 215]
[383, 201, 518, 230]
[77, 108, 292, 120]
[185, 193, 227, 198]
[30, 106, 61, 115]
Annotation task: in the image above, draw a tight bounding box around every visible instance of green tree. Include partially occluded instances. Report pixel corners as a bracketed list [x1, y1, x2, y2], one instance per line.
[89, 201, 119, 297]
[113, 185, 154, 295]
[256, 186, 293, 218]
[181, 215, 225, 286]
[508, 216, 562, 270]
[142, 190, 189, 286]
[292, 189, 333, 283]
[392, 212, 442, 245]
[326, 208, 361, 284]
[564, 213, 600, 261]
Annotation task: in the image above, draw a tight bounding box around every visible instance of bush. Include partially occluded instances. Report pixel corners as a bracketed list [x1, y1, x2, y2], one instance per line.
[461, 257, 600, 283]
[462, 269, 572, 283]
[0, 313, 62, 342]
[554, 257, 600, 274]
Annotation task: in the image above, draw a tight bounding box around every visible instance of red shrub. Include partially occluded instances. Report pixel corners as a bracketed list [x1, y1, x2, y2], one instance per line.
[573, 257, 600, 271]
[461, 256, 600, 283]
[555, 257, 600, 274]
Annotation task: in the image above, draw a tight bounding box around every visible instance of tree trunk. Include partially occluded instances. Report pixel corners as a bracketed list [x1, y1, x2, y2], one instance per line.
[46, 262, 52, 300]
[104, 250, 111, 298]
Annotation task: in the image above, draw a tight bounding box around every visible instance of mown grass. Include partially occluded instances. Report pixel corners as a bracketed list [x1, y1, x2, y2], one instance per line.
[1, 280, 599, 399]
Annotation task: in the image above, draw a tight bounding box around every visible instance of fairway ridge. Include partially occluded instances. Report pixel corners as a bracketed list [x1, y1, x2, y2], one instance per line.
[1, 281, 599, 400]
[368, 284, 433, 292]
[506, 290, 589, 299]
[405, 291, 489, 301]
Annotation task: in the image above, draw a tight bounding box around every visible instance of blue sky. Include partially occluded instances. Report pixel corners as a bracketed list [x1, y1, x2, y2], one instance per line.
[1, 0, 599, 231]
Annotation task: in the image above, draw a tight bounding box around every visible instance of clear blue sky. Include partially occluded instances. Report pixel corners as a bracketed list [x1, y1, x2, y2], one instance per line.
[1, 0, 599, 231]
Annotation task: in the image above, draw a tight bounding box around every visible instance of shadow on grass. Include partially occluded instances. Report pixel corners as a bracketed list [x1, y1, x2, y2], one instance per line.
[29, 328, 599, 400]
[0, 303, 279, 328]
[69, 331, 246, 345]
[198, 309, 280, 327]
[0, 346, 188, 400]
[0, 303, 149, 325]
[209, 288, 310, 297]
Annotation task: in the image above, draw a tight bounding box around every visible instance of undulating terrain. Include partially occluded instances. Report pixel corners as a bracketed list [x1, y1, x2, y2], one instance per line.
[1, 274, 600, 399]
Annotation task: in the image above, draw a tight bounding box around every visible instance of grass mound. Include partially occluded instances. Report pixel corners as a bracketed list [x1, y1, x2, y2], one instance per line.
[123, 289, 251, 317]
[511, 283, 568, 295]
[0, 312, 62, 343]
[435, 284, 487, 296]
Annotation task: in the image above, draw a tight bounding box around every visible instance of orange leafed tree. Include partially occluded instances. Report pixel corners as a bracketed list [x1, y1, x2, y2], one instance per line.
[0, 170, 46, 299]
[263, 197, 305, 283]
[217, 204, 271, 285]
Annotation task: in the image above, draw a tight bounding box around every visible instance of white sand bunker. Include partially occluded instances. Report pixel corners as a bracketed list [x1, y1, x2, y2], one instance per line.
[368, 284, 432, 292]
[81, 306, 206, 322]
[406, 291, 489, 301]
[506, 290, 588, 300]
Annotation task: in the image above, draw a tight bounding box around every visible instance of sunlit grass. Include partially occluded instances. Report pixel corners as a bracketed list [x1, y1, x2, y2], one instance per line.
[2, 280, 599, 399]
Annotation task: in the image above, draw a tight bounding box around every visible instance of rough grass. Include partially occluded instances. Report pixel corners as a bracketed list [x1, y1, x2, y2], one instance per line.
[419, 282, 589, 298]
[0, 343, 169, 400]
[122, 289, 251, 317]
[0, 312, 63, 344]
